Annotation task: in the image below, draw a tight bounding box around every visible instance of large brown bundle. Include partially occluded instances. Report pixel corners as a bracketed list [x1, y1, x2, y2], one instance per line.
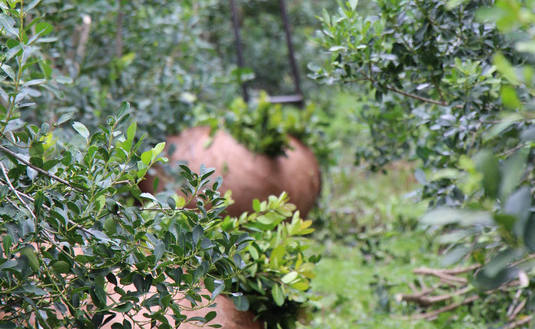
[140, 126, 321, 217]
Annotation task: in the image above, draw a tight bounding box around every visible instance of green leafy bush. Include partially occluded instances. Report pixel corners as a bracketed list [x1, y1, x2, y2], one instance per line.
[196, 92, 331, 165]
[220, 193, 319, 329]
[0, 2, 319, 328]
[30, 0, 232, 143]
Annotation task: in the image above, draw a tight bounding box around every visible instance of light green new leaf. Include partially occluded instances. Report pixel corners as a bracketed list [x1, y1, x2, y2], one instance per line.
[72, 121, 89, 141]
[493, 53, 520, 85]
[271, 284, 285, 306]
[281, 271, 298, 284]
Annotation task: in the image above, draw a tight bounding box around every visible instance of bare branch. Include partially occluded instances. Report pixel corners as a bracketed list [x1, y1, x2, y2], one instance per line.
[115, 0, 123, 57]
[76, 15, 92, 64]
[413, 267, 468, 285]
[401, 286, 472, 307]
[352, 73, 464, 108]
[504, 315, 532, 329]
[507, 289, 523, 319]
[410, 295, 479, 320]
[439, 265, 480, 275]
[508, 299, 527, 321]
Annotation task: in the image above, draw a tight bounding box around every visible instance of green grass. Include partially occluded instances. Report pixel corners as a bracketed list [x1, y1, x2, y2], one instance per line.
[302, 163, 488, 329]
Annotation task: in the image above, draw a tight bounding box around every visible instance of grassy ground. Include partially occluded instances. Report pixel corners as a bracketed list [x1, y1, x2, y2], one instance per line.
[303, 161, 489, 329]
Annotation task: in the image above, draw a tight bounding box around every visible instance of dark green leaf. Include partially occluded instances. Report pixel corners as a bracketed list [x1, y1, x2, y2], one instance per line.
[232, 294, 249, 311]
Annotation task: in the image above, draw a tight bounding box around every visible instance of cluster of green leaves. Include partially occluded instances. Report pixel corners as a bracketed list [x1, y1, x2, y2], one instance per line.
[196, 92, 331, 164]
[147, 181, 320, 329]
[0, 107, 237, 328]
[0, 2, 320, 329]
[220, 193, 319, 329]
[311, 0, 535, 324]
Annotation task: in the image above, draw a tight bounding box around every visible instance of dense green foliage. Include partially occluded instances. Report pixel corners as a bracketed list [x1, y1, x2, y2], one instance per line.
[0, 1, 321, 328]
[313, 0, 535, 326]
[222, 193, 319, 328]
[195, 92, 330, 164]
[34, 0, 231, 142]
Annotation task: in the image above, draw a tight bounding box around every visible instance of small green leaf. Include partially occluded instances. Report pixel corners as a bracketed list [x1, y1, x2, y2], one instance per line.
[104, 218, 116, 235]
[35, 21, 53, 37]
[474, 150, 500, 198]
[252, 199, 261, 212]
[154, 240, 165, 262]
[504, 187, 531, 237]
[271, 284, 285, 306]
[73, 121, 90, 141]
[494, 53, 520, 85]
[2, 234, 12, 257]
[0, 14, 18, 37]
[1, 64, 15, 80]
[56, 76, 73, 84]
[500, 85, 521, 109]
[500, 150, 527, 200]
[20, 247, 39, 272]
[139, 192, 158, 203]
[52, 261, 70, 274]
[281, 271, 298, 284]
[140, 150, 152, 166]
[204, 311, 216, 323]
[446, 0, 467, 9]
[152, 142, 166, 160]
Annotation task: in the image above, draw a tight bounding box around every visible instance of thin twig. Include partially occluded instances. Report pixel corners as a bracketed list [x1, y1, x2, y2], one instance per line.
[385, 83, 449, 106]
[504, 315, 532, 329]
[507, 289, 523, 318]
[115, 0, 123, 57]
[112, 180, 130, 185]
[439, 265, 480, 275]
[413, 268, 468, 285]
[509, 299, 527, 321]
[401, 286, 472, 306]
[356, 73, 463, 108]
[74, 14, 91, 74]
[140, 207, 197, 212]
[0, 144, 82, 190]
[0, 162, 36, 220]
[410, 295, 479, 320]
